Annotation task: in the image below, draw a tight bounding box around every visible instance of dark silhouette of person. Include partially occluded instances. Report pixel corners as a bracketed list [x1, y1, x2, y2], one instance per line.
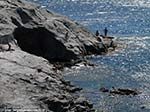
[95, 30, 103, 42]
[104, 27, 108, 37]
[95, 30, 108, 52]
[95, 30, 101, 41]
[95, 30, 99, 36]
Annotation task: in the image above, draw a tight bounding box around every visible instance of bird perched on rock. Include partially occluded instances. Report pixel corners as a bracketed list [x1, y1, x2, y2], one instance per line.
[0, 34, 17, 51]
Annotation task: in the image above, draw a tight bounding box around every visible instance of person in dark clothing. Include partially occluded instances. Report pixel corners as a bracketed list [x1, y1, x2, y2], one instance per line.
[95, 30, 101, 42]
[104, 27, 108, 37]
[95, 30, 99, 36]
[95, 30, 104, 43]
[95, 30, 108, 52]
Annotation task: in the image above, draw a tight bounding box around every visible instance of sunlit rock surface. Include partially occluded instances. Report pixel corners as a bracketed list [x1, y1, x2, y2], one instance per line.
[0, 0, 100, 111]
[0, 0, 107, 62]
[0, 49, 94, 111]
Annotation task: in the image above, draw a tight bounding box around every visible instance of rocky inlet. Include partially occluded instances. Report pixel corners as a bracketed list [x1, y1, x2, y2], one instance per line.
[0, 0, 115, 111]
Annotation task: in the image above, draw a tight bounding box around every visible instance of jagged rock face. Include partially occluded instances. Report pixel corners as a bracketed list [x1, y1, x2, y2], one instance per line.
[0, 0, 99, 111]
[0, 0, 105, 61]
[0, 50, 94, 112]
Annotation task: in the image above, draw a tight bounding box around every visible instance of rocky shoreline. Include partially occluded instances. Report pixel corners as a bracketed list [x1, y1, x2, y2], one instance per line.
[0, 0, 115, 111]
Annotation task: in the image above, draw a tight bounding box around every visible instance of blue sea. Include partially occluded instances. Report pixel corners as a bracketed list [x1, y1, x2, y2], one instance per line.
[27, 0, 150, 111]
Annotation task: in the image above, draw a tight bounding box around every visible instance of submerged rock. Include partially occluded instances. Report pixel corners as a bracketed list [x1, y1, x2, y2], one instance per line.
[100, 87, 141, 96]
[100, 87, 109, 93]
[110, 88, 140, 96]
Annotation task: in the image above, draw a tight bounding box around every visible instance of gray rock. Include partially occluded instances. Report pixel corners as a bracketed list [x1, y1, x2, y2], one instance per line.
[0, 0, 98, 111]
[0, 0, 108, 62]
[0, 49, 94, 111]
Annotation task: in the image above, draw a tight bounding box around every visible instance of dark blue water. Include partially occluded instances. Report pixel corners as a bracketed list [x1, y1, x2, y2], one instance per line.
[27, 0, 150, 111]
[27, 0, 150, 37]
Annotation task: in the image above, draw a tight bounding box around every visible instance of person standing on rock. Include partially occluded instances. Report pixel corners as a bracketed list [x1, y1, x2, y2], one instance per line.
[104, 27, 108, 37]
[95, 30, 108, 52]
[95, 30, 103, 42]
[95, 30, 99, 37]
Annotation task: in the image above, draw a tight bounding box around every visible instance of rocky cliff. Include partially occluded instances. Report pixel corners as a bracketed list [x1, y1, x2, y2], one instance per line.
[0, 0, 106, 62]
[0, 0, 110, 111]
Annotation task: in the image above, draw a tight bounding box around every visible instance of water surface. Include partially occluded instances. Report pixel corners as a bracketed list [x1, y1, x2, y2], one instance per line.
[27, 0, 150, 111]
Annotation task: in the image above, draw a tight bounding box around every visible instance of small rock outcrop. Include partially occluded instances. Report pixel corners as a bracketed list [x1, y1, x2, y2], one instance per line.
[100, 87, 140, 96]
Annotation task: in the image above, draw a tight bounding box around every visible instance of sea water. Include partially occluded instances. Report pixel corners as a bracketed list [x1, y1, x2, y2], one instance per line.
[27, 0, 150, 111]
